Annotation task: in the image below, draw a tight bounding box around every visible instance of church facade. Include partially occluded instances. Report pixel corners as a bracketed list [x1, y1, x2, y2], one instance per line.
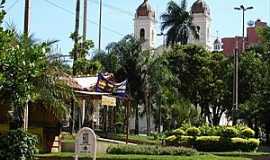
[134, 0, 213, 51]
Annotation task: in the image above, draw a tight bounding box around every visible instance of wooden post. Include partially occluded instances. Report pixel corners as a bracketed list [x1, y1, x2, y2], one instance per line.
[72, 99, 76, 134]
[23, 101, 29, 131]
[125, 100, 130, 144]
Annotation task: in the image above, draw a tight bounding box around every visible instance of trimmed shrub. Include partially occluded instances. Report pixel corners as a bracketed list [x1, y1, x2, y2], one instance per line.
[178, 136, 194, 147]
[222, 127, 239, 138]
[231, 138, 260, 152]
[0, 129, 38, 160]
[165, 135, 177, 146]
[172, 128, 185, 136]
[194, 136, 224, 152]
[242, 128, 255, 138]
[231, 138, 248, 151]
[164, 125, 260, 152]
[198, 125, 224, 136]
[165, 135, 177, 142]
[246, 138, 260, 151]
[186, 127, 201, 137]
[107, 144, 198, 156]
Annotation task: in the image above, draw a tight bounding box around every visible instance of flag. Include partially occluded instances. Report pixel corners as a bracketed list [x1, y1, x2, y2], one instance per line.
[96, 74, 127, 97]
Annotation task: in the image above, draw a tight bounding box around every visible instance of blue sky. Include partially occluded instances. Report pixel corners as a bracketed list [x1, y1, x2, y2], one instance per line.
[3, 0, 270, 55]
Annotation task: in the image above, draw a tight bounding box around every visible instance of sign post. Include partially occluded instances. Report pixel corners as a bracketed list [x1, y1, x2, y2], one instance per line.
[75, 127, 97, 160]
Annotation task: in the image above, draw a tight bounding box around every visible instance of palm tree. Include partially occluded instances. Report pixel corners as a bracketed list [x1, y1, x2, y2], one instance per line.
[0, 30, 75, 129]
[160, 0, 199, 46]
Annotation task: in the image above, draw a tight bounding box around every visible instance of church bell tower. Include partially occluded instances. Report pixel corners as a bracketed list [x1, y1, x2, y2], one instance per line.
[134, 0, 156, 50]
[190, 0, 212, 50]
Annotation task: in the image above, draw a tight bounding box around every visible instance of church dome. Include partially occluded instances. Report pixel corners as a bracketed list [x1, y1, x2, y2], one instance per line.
[136, 0, 155, 18]
[191, 0, 210, 15]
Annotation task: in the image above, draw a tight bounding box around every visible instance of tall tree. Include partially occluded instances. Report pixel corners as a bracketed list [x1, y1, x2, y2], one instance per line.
[97, 35, 144, 134]
[0, 34, 74, 129]
[160, 0, 199, 46]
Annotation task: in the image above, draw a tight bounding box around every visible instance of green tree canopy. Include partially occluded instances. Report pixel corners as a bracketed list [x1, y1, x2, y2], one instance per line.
[160, 0, 199, 46]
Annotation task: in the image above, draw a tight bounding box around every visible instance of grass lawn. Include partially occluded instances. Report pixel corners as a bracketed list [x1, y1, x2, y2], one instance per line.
[36, 152, 253, 160]
[61, 132, 160, 145]
[112, 134, 161, 145]
[212, 152, 270, 159]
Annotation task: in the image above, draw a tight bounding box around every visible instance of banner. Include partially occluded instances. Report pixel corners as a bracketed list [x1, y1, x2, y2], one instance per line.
[96, 74, 127, 97]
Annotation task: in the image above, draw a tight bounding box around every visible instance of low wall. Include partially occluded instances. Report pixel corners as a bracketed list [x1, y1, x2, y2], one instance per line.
[61, 138, 134, 153]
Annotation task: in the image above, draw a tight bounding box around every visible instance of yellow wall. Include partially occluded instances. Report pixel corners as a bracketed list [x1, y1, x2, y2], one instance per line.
[28, 127, 44, 152]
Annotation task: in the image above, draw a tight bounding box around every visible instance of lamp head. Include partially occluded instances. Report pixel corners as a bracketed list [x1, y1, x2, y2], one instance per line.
[240, 5, 245, 9]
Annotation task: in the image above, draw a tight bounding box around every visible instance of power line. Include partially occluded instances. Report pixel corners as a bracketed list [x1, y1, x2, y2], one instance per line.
[6, 0, 19, 12]
[88, 0, 134, 17]
[43, 0, 124, 36]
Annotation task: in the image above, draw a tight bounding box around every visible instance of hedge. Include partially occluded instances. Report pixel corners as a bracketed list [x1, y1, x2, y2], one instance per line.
[172, 129, 185, 136]
[107, 145, 198, 156]
[222, 127, 239, 138]
[164, 126, 259, 152]
[171, 125, 255, 138]
[0, 129, 39, 160]
[190, 136, 259, 152]
[231, 138, 260, 152]
[186, 127, 201, 137]
[194, 136, 223, 152]
[242, 128, 255, 138]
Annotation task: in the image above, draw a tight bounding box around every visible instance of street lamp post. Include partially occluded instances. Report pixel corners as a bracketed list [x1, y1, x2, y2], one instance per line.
[156, 32, 166, 133]
[233, 5, 253, 124]
[234, 5, 254, 52]
[98, 0, 103, 53]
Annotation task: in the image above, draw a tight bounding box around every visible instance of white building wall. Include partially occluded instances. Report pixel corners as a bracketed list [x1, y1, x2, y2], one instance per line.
[190, 13, 212, 50]
[134, 16, 155, 50]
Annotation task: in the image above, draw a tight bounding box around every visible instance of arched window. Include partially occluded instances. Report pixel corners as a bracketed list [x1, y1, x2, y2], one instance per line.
[197, 26, 201, 40]
[140, 28, 145, 41]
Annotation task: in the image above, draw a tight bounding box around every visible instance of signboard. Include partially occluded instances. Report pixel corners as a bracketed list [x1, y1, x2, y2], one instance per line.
[75, 127, 97, 160]
[101, 96, 116, 107]
[96, 74, 127, 97]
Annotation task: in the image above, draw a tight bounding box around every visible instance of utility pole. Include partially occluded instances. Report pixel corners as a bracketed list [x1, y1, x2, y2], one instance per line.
[72, 0, 81, 134]
[98, 0, 103, 53]
[24, 0, 30, 36]
[23, 0, 30, 131]
[73, 0, 80, 76]
[233, 5, 253, 124]
[83, 0, 87, 42]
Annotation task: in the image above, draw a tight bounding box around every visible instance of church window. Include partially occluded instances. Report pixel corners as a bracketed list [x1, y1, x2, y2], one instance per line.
[140, 28, 145, 41]
[197, 26, 201, 40]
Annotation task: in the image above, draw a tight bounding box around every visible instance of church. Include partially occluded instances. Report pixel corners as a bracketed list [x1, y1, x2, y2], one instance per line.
[130, 0, 226, 133]
[134, 0, 218, 51]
